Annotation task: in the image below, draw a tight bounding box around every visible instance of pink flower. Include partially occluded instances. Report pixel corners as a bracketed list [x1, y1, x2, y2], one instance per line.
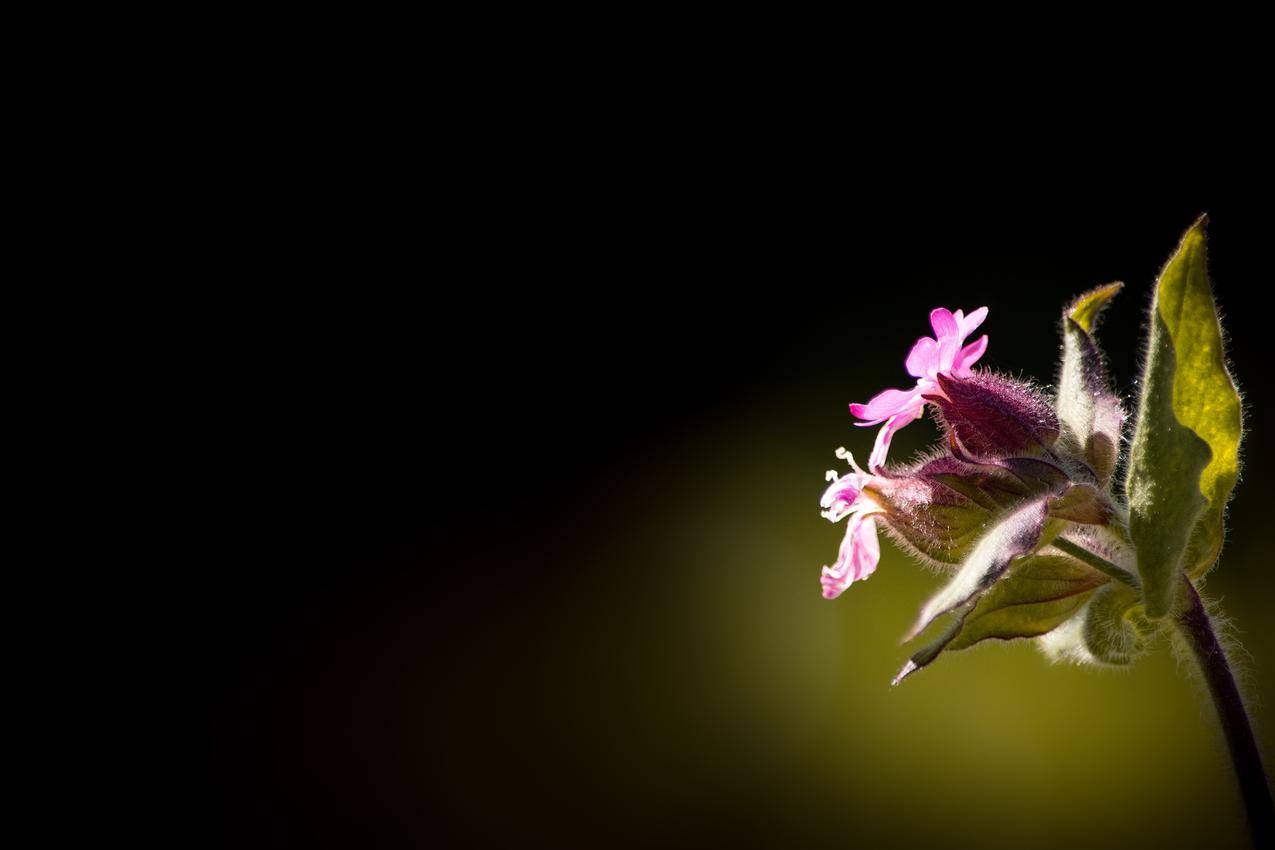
[849, 307, 989, 470]
[819, 449, 883, 599]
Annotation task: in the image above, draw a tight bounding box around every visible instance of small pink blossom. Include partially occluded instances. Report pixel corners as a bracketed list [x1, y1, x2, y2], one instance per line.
[819, 449, 883, 599]
[849, 307, 989, 470]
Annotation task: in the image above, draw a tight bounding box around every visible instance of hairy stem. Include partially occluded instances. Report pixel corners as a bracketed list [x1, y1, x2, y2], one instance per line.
[1175, 579, 1274, 848]
[1050, 537, 1139, 588]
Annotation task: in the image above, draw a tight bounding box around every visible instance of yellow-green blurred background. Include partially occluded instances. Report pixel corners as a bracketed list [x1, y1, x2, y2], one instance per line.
[231, 198, 1272, 848]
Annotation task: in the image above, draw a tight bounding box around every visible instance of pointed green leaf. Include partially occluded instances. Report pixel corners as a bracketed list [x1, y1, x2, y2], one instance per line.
[1056, 282, 1125, 484]
[891, 601, 974, 685]
[1126, 217, 1241, 616]
[892, 556, 1107, 684]
[1069, 281, 1123, 333]
[904, 496, 1053, 641]
[1158, 225, 1243, 580]
[946, 556, 1107, 650]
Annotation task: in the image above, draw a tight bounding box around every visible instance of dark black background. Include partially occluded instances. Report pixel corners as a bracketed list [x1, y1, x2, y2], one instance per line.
[219, 148, 1272, 848]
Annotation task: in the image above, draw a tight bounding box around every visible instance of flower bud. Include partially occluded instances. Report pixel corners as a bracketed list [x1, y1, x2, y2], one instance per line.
[864, 456, 1019, 567]
[925, 371, 1059, 459]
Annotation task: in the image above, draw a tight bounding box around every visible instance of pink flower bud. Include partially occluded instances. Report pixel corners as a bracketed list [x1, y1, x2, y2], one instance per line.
[925, 371, 1059, 459]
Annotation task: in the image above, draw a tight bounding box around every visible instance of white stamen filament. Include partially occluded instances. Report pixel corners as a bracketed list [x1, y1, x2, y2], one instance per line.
[834, 446, 867, 476]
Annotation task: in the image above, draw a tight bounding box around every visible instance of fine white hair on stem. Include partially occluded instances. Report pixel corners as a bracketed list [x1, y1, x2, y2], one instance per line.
[1167, 586, 1264, 747]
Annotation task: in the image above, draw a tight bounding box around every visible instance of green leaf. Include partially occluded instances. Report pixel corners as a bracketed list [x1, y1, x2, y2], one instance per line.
[1069, 281, 1123, 334]
[1126, 217, 1242, 616]
[904, 495, 1053, 641]
[891, 601, 974, 685]
[946, 556, 1107, 650]
[1056, 282, 1125, 485]
[892, 556, 1107, 684]
[1035, 580, 1152, 666]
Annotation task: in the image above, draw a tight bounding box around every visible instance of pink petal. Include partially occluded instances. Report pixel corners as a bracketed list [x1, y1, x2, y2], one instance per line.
[958, 306, 988, 338]
[852, 516, 880, 580]
[850, 387, 924, 425]
[821, 515, 881, 599]
[820, 472, 866, 521]
[952, 334, 988, 376]
[904, 336, 940, 378]
[930, 308, 963, 372]
[867, 404, 924, 471]
[929, 307, 959, 341]
[820, 567, 848, 599]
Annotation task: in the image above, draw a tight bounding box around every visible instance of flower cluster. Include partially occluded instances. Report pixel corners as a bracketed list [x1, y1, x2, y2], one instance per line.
[821, 306, 1002, 600]
[819, 294, 1136, 682]
[808, 222, 1265, 849]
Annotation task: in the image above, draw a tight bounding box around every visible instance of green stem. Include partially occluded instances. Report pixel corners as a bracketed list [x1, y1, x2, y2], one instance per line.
[1051, 537, 1140, 588]
[1175, 579, 1274, 848]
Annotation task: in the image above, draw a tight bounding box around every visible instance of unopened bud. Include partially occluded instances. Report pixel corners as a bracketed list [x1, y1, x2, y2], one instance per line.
[925, 372, 1059, 459]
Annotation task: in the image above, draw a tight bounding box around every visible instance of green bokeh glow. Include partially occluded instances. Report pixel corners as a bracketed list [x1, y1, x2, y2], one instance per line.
[525, 400, 1271, 849]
